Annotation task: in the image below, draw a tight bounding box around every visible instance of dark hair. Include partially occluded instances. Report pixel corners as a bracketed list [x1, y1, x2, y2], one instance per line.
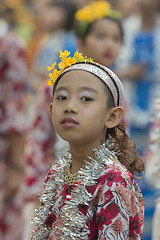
[104, 85, 145, 177]
[75, 16, 123, 42]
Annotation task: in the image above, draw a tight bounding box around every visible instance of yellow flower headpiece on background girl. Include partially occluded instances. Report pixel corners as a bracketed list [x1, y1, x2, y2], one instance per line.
[47, 50, 93, 86]
[75, 1, 121, 23]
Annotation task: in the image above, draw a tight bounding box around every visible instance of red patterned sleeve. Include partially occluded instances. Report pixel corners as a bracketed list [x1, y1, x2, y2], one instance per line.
[96, 167, 144, 239]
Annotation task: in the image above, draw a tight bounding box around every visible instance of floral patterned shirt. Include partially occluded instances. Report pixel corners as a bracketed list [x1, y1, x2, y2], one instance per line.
[32, 150, 144, 239]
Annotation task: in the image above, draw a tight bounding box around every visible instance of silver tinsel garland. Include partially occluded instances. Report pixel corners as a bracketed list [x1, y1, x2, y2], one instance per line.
[31, 141, 117, 239]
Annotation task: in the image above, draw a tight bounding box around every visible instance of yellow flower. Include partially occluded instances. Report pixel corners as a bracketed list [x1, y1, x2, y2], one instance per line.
[68, 57, 77, 66]
[47, 62, 56, 71]
[47, 50, 94, 87]
[49, 73, 56, 82]
[48, 80, 54, 86]
[74, 50, 83, 59]
[60, 50, 70, 59]
[58, 61, 66, 70]
[53, 69, 61, 78]
[75, 1, 114, 23]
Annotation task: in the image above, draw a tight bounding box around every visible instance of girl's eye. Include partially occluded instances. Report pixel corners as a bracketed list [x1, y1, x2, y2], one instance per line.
[113, 36, 121, 43]
[56, 95, 67, 100]
[81, 96, 93, 102]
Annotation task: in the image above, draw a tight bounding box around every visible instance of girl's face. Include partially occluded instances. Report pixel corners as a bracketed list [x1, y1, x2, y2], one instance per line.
[50, 70, 111, 147]
[78, 18, 122, 67]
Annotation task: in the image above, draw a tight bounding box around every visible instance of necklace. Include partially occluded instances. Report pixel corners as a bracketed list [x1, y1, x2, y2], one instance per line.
[64, 163, 79, 185]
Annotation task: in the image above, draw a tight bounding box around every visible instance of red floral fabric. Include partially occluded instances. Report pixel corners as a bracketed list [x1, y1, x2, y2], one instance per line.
[0, 30, 28, 134]
[43, 163, 144, 239]
[0, 26, 28, 240]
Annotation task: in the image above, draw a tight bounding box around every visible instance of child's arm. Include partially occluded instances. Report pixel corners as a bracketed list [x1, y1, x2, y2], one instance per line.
[3, 132, 25, 205]
[115, 64, 146, 80]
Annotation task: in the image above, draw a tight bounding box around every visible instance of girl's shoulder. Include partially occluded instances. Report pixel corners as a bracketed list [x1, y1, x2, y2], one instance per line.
[98, 163, 136, 190]
[104, 162, 133, 177]
[96, 163, 143, 203]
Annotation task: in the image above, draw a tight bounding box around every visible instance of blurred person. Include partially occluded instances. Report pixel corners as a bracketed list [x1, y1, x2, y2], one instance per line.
[75, 2, 123, 68]
[71, 0, 91, 9]
[0, 2, 16, 29]
[115, 0, 160, 239]
[145, 95, 160, 240]
[115, 0, 160, 150]
[0, 4, 29, 240]
[28, 0, 77, 90]
[0, 0, 36, 42]
[114, 0, 139, 19]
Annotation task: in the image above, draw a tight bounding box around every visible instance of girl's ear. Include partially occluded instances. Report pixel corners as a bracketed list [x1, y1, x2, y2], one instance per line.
[50, 103, 53, 115]
[105, 106, 124, 129]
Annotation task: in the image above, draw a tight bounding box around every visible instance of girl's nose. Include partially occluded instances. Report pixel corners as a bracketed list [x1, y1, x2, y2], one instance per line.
[104, 38, 112, 47]
[65, 99, 78, 113]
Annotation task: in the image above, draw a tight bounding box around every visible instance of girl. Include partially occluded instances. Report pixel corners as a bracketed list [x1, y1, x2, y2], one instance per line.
[31, 50, 145, 239]
[74, 1, 123, 69]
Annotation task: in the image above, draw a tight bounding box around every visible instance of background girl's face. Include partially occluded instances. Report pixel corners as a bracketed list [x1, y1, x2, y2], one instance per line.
[34, 0, 66, 31]
[78, 18, 122, 67]
[50, 70, 110, 147]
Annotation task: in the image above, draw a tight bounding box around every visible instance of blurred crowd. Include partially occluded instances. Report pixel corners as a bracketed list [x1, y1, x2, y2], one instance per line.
[0, 0, 160, 239]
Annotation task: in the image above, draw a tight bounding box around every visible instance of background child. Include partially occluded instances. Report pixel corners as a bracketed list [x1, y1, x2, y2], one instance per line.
[145, 96, 160, 239]
[115, 0, 160, 238]
[74, 1, 123, 69]
[31, 50, 145, 239]
[0, 5, 28, 239]
[28, 0, 77, 90]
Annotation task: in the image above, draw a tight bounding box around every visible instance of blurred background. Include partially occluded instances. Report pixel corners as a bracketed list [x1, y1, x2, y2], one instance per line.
[0, 0, 160, 239]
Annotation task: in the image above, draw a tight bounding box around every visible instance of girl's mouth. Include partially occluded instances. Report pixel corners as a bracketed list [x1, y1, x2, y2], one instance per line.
[61, 117, 79, 128]
[104, 52, 112, 58]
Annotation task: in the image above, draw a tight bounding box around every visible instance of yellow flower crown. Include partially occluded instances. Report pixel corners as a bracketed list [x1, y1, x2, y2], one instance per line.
[47, 50, 93, 86]
[75, 1, 121, 23]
